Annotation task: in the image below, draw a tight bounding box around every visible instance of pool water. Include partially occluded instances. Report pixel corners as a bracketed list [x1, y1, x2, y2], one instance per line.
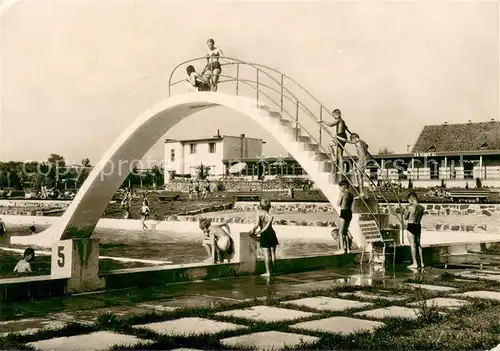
[1, 225, 339, 265]
[94, 228, 339, 264]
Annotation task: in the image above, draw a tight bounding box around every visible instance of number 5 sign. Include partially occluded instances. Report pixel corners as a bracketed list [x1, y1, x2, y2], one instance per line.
[51, 239, 73, 278]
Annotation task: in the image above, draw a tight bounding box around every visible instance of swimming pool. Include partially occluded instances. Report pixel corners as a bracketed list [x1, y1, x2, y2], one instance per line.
[2, 224, 339, 265]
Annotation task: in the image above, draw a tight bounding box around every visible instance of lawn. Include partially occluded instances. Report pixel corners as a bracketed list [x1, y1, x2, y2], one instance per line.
[1, 270, 499, 350]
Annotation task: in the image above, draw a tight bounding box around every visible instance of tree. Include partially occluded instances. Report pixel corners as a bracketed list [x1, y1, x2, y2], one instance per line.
[196, 163, 211, 180]
[48, 154, 66, 167]
[378, 148, 395, 155]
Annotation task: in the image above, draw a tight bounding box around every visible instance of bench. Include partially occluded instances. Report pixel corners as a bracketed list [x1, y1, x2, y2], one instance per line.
[448, 190, 490, 203]
[235, 193, 261, 202]
[158, 194, 180, 202]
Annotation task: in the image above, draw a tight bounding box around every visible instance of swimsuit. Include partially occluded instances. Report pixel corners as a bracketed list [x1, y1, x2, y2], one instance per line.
[207, 48, 222, 72]
[337, 132, 347, 147]
[407, 223, 422, 236]
[340, 209, 353, 221]
[258, 214, 279, 248]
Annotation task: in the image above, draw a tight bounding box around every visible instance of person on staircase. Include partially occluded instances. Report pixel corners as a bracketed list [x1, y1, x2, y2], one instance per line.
[337, 180, 354, 253]
[404, 191, 425, 269]
[320, 109, 348, 180]
[335, 133, 369, 198]
[203, 38, 225, 92]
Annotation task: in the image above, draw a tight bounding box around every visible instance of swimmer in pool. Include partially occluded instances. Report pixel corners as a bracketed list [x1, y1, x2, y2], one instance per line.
[199, 218, 234, 263]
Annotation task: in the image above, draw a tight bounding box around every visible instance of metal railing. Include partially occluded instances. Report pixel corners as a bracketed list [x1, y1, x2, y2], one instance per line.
[168, 57, 406, 235]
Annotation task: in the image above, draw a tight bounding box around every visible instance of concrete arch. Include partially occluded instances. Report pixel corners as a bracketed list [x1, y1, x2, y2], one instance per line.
[11, 92, 344, 247]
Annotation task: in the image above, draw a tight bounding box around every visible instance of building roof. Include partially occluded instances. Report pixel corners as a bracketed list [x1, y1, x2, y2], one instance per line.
[412, 121, 500, 153]
[165, 134, 263, 144]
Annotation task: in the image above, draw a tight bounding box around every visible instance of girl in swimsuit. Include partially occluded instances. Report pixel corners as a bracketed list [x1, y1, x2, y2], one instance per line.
[248, 199, 279, 277]
[203, 38, 224, 92]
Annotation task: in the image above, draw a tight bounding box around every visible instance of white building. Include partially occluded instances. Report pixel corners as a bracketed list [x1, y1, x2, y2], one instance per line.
[164, 132, 263, 181]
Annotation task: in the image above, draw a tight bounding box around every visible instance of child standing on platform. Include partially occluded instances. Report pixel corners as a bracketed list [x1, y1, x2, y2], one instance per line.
[249, 199, 279, 277]
[337, 180, 354, 253]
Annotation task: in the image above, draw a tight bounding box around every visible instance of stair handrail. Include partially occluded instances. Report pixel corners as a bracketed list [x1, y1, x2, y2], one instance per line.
[169, 57, 404, 232]
[201, 74, 382, 227]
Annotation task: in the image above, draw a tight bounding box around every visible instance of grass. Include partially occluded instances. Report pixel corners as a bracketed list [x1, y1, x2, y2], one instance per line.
[1, 270, 499, 350]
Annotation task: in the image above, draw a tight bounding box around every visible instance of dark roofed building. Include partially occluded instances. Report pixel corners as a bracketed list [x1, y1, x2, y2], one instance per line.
[412, 121, 500, 153]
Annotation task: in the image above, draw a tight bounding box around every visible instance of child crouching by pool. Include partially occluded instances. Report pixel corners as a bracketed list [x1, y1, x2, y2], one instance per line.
[199, 218, 234, 263]
[14, 248, 35, 273]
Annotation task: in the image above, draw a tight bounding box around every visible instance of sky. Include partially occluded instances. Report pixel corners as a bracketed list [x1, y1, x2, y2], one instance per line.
[1, 0, 499, 165]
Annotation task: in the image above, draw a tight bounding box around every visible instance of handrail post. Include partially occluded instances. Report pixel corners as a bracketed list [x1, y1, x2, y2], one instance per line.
[280, 74, 284, 112]
[295, 101, 299, 141]
[256, 70, 260, 105]
[319, 107, 323, 146]
[236, 63, 240, 96]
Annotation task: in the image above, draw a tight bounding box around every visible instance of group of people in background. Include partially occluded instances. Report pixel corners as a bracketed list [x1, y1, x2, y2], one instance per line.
[120, 189, 151, 230]
[186, 38, 225, 92]
[188, 180, 215, 200]
[199, 198, 279, 277]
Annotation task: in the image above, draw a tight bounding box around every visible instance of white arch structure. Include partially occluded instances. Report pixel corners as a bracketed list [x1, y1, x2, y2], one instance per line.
[11, 92, 367, 249]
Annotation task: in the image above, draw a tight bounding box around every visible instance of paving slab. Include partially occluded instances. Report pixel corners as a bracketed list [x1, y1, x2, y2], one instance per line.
[135, 303, 179, 312]
[454, 272, 500, 282]
[0, 318, 68, 337]
[338, 290, 410, 301]
[406, 283, 457, 292]
[282, 296, 373, 312]
[409, 297, 470, 310]
[289, 279, 344, 292]
[137, 295, 239, 310]
[291, 316, 385, 335]
[221, 330, 320, 350]
[133, 317, 246, 336]
[48, 306, 151, 324]
[216, 305, 317, 323]
[452, 290, 500, 301]
[27, 331, 151, 351]
[354, 306, 420, 320]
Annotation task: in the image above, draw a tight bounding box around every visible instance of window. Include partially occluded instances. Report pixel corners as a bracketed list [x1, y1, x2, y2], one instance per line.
[189, 144, 197, 154]
[209, 142, 216, 154]
[170, 149, 175, 162]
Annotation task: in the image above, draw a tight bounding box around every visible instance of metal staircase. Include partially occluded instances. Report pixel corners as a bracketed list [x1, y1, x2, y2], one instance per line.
[168, 57, 406, 252]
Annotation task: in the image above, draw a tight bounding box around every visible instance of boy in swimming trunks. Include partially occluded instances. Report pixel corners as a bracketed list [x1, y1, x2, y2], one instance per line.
[404, 192, 425, 269]
[337, 180, 354, 253]
[320, 109, 348, 180]
[336, 133, 369, 198]
[186, 65, 211, 92]
[199, 218, 234, 263]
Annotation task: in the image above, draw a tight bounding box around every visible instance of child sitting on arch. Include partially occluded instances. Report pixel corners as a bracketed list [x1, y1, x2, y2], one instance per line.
[186, 65, 211, 92]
